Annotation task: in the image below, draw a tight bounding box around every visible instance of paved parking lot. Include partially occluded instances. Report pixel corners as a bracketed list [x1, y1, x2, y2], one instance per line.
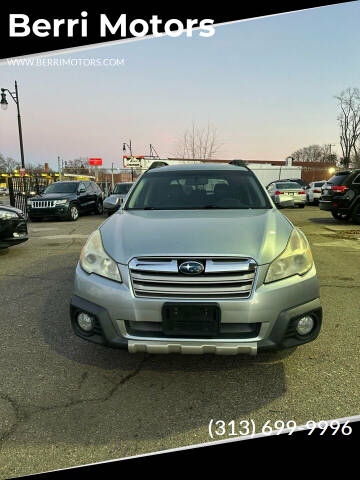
[0, 206, 359, 477]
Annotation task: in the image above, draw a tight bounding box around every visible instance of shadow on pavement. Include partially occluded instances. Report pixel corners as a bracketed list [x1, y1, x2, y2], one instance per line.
[1, 254, 291, 447]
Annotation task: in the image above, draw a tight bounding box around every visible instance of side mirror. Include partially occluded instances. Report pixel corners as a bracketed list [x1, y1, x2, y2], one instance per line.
[78, 187, 86, 194]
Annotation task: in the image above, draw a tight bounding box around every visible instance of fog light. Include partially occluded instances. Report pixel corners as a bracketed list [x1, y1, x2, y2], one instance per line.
[77, 312, 95, 332]
[296, 315, 315, 335]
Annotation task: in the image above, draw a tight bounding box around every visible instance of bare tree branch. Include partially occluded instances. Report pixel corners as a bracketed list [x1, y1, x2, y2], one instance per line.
[335, 87, 360, 168]
[173, 123, 223, 159]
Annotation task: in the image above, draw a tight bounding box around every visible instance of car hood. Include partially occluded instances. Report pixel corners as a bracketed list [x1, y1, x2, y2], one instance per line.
[31, 193, 75, 201]
[100, 209, 293, 265]
[0, 204, 24, 216]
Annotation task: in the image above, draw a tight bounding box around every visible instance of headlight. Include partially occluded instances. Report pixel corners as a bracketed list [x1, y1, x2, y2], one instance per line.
[265, 228, 313, 283]
[55, 199, 68, 205]
[27, 200, 32, 206]
[0, 210, 18, 219]
[80, 230, 122, 282]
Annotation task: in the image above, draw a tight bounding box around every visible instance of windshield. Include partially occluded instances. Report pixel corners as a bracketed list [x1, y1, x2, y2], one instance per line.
[275, 182, 301, 189]
[125, 170, 271, 210]
[44, 182, 78, 194]
[113, 183, 132, 195]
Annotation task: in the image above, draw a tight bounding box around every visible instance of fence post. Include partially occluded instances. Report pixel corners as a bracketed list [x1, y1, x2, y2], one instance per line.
[8, 177, 15, 207]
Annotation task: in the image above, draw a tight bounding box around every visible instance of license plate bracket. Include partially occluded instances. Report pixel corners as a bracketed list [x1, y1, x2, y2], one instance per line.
[162, 303, 221, 337]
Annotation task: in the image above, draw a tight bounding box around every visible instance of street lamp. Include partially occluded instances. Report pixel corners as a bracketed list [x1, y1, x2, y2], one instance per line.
[123, 140, 133, 156]
[1, 81, 25, 169]
[0, 91, 8, 110]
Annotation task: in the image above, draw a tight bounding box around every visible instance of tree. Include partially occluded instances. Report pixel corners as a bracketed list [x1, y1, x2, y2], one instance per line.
[0, 153, 20, 173]
[335, 87, 360, 168]
[174, 123, 223, 159]
[25, 163, 54, 175]
[291, 145, 337, 163]
[63, 158, 92, 176]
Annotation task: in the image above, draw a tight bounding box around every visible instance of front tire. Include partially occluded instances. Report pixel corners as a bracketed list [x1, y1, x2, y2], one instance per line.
[68, 204, 79, 221]
[95, 199, 103, 215]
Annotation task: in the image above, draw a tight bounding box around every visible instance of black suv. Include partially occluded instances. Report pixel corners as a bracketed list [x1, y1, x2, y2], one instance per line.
[319, 170, 360, 223]
[27, 181, 104, 222]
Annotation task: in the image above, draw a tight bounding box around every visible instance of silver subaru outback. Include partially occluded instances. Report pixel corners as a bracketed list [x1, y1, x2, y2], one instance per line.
[70, 163, 322, 355]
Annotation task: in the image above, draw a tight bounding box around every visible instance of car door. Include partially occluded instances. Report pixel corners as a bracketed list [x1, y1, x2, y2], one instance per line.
[77, 182, 89, 212]
[87, 182, 98, 211]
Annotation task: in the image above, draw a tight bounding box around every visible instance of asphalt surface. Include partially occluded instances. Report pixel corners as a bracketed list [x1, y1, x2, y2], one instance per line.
[0, 206, 359, 477]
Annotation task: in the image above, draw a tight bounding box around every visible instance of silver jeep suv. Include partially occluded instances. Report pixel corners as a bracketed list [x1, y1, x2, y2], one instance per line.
[70, 163, 322, 355]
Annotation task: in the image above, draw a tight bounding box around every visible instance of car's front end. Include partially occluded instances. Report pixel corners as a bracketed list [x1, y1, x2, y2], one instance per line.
[70, 165, 321, 355]
[27, 195, 74, 220]
[0, 205, 28, 248]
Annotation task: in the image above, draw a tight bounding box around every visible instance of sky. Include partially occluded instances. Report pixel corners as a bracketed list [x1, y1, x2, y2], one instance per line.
[1, 2, 360, 170]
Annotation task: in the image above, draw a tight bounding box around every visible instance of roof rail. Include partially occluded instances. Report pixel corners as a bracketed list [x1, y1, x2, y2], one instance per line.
[147, 161, 169, 170]
[229, 159, 253, 172]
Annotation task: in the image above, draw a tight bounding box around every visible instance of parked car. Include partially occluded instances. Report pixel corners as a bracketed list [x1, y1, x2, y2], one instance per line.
[267, 181, 306, 208]
[0, 204, 28, 248]
[319, 169, 360, 222]
[0, 187, 9, 196]
[27, 180, 104, 222]
[103, 182, 134, 216]
[306, 180, 326, 204]
[70, 163, 321, 355]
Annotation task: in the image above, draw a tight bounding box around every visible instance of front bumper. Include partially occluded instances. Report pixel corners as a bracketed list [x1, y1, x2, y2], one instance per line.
[28, 205, 70, 218]
[70, 262, 322, 355]
[0, 218, 28, 248]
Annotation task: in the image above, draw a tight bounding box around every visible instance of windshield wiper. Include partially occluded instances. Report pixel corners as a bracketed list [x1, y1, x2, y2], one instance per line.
[128, 207, 158, 210]
[200, 205, 252, 209]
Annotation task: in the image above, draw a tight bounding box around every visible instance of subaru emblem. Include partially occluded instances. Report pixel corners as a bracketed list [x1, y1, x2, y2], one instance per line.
[179, 261, 204, 275]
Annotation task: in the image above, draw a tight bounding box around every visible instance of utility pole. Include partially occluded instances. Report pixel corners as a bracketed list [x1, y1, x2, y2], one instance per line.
[149, 144, 160, 159]
[123, 140, 133, 156]
[328, 144, 335, 155]
[111, 162, 115, 190]
[57, 156, 62, 181]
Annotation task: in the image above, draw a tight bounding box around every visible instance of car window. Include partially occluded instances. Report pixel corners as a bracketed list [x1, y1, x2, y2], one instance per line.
[44, 182, 78, 194]
[327, 172, 350, 186]
[275, 182, 301, 189]
[126, 170, 271, 210]
[113, 183, 133, 195]
[352, 174, 360, 185]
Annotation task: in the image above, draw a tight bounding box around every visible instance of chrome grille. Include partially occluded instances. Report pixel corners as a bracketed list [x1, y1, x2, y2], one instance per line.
[129, 257, 257, 299]
[31, 200, 56, 208]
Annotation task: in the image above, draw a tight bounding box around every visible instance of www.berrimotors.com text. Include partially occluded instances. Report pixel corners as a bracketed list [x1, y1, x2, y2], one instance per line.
[9, 13, 215, 38]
